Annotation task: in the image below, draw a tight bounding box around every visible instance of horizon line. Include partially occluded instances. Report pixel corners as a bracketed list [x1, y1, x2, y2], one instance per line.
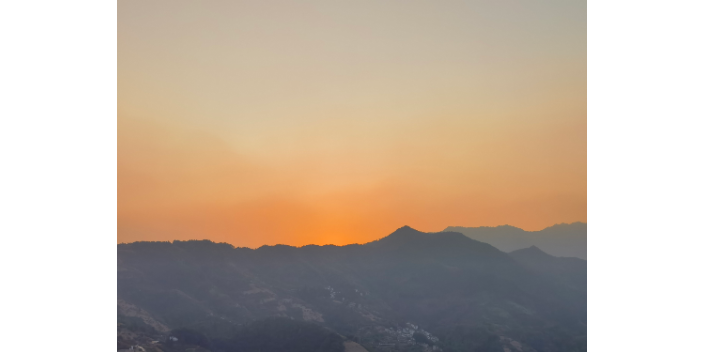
[117, 221, 587, 249]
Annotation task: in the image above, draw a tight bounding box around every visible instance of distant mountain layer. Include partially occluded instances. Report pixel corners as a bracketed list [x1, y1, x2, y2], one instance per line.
[509, 246, 587, 292]
[443, 223, 587, 259]
[118, 226, 587, 352]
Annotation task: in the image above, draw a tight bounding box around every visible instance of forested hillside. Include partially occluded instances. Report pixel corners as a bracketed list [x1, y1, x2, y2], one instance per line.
[117, 226, 587, 352]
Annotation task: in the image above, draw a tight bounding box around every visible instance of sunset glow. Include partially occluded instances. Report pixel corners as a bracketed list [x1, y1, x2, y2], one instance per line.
[118, 0, 586, 247]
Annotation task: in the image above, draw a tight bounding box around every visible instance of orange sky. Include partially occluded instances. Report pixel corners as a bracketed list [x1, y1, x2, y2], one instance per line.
[118, 0, 586, 248]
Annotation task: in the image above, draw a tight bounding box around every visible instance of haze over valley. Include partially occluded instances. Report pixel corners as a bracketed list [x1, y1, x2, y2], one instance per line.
[118, 224, 586, 352]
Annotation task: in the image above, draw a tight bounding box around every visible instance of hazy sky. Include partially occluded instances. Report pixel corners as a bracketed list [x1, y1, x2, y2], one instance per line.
[118, 0, 586, 247]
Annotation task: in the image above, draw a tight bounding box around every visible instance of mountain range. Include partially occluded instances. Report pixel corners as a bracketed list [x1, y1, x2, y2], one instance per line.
[117, 226, 587, 352]
[444, 223, 587, 259]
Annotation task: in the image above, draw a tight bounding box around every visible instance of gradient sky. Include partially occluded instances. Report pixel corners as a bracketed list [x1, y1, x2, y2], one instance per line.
[118, 0, 586, 248]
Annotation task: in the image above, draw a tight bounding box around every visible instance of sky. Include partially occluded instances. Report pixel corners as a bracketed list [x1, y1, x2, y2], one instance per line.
[118, 0, 586, 248]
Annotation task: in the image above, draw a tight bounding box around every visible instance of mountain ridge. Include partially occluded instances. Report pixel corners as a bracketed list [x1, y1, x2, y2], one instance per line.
[509, 245, 587, 292]
[118, 226, 587, 352]
[444, 222, 587, 259]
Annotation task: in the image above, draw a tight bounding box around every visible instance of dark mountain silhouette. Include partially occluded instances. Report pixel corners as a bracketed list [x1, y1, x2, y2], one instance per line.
[444, 222, 587, 259]
[509, 246, 587, 292]
[117, 227, 587, 352]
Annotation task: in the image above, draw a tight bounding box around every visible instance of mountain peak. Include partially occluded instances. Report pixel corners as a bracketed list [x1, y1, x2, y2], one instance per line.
[392, 225, 423, 234]
[527, 245, 546, 253]
[510, 245, 553, 258]
[367, 227, 507, 262]
[373, 226, 426, 244]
